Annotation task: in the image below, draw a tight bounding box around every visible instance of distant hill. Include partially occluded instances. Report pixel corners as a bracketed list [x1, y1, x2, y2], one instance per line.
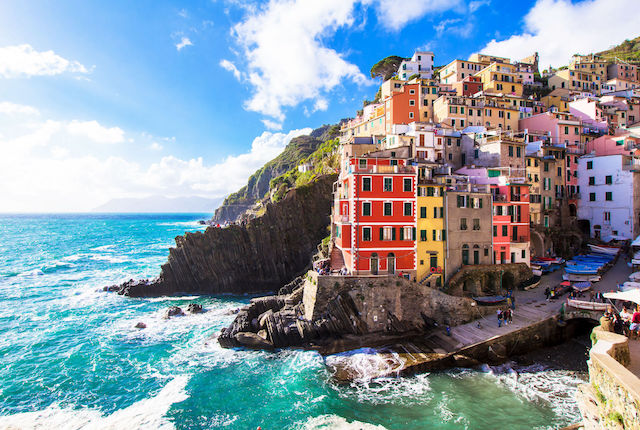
[212, 123, 340, 223]
[597, 36, 640, 62]
[93, 195, 222, 213]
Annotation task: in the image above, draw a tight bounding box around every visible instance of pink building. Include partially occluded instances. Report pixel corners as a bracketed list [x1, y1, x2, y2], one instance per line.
[569, 98, 608, 133]
[585, 133, 640, 156]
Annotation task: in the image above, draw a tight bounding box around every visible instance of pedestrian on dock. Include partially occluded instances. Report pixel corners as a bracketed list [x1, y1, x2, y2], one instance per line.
[506, 308, 513, 324]
[544, 287, 550, 301]
[497, 309, 503, 327]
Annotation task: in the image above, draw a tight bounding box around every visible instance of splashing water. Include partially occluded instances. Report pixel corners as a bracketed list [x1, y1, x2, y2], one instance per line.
[0, 214, 587, 429]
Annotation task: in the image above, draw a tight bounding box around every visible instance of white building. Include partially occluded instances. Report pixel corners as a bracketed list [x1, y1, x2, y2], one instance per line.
[577, 154, 640, 240]
[398, 51, 434, 80]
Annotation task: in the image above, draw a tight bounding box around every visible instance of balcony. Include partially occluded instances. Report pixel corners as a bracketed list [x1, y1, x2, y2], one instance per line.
[493, 194, 508, 202]
[511, 236, 529, 243]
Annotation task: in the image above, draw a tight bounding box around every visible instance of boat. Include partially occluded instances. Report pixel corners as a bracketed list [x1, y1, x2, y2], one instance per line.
[532, 268, 543, 277]
[555, 281, 572, 296]
[535, 257, 565, 264]
[565, 266, 599, 275]
[531, 260, 552, 267]
[563, 273, 601, 282]
[587, 244, 620, 256]
[566, 299, 608, 311]
[473, 295, 507, 305]
[572, 281, 591, 292]
[629, 271, 640, 281]
[623, 281, 640, 290]
[619, 283, 640, 292]
[520, 275, 541, 290]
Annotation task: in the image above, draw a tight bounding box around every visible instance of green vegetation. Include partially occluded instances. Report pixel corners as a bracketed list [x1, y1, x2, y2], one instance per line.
[593, 383, 607, 403]
[220, 124, 339, 209]
[597, 36, 640, 63]
[370, 55, 405, 81]
[607, 411, 624, 426]
[269, 137, 340, 202]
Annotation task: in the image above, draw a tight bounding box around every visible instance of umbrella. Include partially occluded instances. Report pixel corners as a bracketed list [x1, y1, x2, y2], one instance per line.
[604, 289, 640, 305]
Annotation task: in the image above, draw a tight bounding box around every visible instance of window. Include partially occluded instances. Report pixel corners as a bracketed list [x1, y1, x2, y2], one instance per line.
[362, 177, 371, 191]
[502, 225, 508, 236]
[404, 202, 412, 216]
[427, 186, 434, 196]
[587, 161, 593, 169]
[606, 175, 612, 184]
[604, 212, 611, 223]
[384, 177, 392, 192]
[403, 178, 412, 192]
[605, 191, 612, 201]
[516, 147, 521, 157]
[434, 207, 443, 218]
[473, 219, 480, 230]
[409, 100, 415, 106]
[460, 218, 467, 230]
[557, 167, 562, 177]
[381, 227, 395, 241]
[390, 159, 398, 166]
[544, 162, 549, 172]
[493, 226, 498, 236]
[384, 202, 392, 216]
[420, 229, 427, 241]
[402, 226, 414, 241]
[508, 146, 514, 157]
[420, 207, 427, 218]
[462, 245, 469, 265]
[409, 112, 414, 119]
[589, 192, 596, 201]
[359, 159, 367, 169]
[362, 202, 371, 216]
[362, 227, 371, 241]
[589, 176, 595, 185]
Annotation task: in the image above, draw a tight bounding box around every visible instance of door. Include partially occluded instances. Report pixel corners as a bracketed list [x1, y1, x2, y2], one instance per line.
[430, 255, 438, 271]
[473, 250, 479, 265]
[500, 252, 506, 264]
[371, 253, 378, 275]
[511, 252, 516, 263]
[387, 253, 395, 274]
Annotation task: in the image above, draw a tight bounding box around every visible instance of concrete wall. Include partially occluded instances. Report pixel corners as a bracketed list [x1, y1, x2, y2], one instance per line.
[445, 263, 532, 296]
[578, 325, 640, 430]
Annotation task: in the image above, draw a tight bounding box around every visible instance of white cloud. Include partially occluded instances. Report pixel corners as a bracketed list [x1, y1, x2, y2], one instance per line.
[220, 59, 242, 80]
[0, 102, 39, 116]
[434, 18, 473, 38]
[468, 0, 490, 13]
[480, 0, 640, 68]
[150, 142, 163, 151]
[261, 119, 283, 130]
[0, 44, 89, 78]
[175, 37, 193, 51]
[67, 120, 125, 144]
[226, 0, 369, 122]
[0, 108, 312, 211]
[313, 98, 329, 112]
[372, 0, 462, 31]
[178, 8, 188, 18]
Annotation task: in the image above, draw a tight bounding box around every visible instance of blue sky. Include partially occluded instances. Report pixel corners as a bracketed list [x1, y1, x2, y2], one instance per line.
[0, 0, 637, 211]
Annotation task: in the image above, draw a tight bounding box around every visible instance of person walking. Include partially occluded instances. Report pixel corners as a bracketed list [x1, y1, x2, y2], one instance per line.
[497, 309, 503, 327]
[507, 308, 513, 324]
[544, 287, 550, 301]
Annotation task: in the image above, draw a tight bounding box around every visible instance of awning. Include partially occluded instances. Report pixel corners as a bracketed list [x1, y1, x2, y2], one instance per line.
[604, 289, 640, 305]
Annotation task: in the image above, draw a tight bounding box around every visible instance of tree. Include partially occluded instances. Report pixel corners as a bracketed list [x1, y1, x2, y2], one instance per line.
[370, 55, 405, 81]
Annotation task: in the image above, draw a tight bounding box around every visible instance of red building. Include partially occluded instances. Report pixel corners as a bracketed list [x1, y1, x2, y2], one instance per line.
[333, 155, 417, 277]
[491, 183, 531, 264]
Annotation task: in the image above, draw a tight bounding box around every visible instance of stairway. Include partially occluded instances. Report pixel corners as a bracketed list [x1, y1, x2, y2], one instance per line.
[329, 246, 346, 271]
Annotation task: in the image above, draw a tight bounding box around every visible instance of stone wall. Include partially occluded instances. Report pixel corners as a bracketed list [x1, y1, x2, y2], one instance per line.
[445, 263, 533, 296]
[302, 272, 495, 329]
[578, 325, 640, 430]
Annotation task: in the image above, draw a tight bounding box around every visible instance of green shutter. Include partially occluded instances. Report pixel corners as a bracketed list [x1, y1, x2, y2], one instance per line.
[392, 228, 396, 241]
[379, 228, 384, 241]
[412, 227, 416, 240]
[479, 198, 483, 208]
[442, 229, 446, 240]
[399, 228, 404, 240]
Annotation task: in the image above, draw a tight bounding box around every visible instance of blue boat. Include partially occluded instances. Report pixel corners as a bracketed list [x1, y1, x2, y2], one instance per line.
[565, 266, 599, 275]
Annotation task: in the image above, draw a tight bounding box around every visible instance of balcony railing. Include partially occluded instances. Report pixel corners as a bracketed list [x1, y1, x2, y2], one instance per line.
[512, 236, 529, 243]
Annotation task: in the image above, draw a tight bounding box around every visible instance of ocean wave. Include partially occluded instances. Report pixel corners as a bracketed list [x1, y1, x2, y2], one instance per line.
[156, 221, 207, 228]
[293, 414, 387, 430]
[0, 376, 190, 429]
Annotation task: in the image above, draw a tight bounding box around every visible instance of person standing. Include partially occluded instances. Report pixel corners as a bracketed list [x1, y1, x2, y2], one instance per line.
[630, 306, 640, 339]
[497, 309, 503, 327]
[544, 287, 550, 301]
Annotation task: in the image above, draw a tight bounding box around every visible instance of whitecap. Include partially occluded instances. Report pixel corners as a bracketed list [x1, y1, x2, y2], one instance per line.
[294, 414, 387, 430]
[0, 375, 190, 429]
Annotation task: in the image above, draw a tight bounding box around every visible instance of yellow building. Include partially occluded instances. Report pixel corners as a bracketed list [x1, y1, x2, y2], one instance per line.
[475, 62, 524, 96]
[432, 93, 521, 130]
[549, 69, 603, 94]
[416, 177, 446, 287]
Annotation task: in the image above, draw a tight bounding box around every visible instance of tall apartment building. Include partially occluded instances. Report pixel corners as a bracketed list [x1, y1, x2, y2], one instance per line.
[398, 51, 435, 80]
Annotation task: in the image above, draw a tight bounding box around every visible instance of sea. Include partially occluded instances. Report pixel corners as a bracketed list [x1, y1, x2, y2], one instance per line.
[0, 213, 587, 429]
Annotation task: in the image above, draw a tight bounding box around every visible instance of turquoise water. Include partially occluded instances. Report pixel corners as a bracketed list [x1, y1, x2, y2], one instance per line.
[0, 214, 586, 429]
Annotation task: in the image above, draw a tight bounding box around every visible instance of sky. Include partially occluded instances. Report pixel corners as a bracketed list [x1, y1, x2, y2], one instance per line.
[0, 0, 638, 212]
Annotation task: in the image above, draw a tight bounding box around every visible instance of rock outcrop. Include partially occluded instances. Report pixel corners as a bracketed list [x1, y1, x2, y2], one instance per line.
[117, 175, 336, 297]
[219, 274, 494, 352]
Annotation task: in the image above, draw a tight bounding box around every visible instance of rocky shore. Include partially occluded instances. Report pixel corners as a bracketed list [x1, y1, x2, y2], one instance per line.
[106, 175, 335, 297]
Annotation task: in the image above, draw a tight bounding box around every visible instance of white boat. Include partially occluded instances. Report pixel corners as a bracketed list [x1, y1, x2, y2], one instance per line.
[566, 299, 608, 311]
[563, 273, 601, 282]
[630, 271, 640, 281]
[587, 244, 620, 256]
[532, 269, 543, 276]
[623, 281, 640, 290]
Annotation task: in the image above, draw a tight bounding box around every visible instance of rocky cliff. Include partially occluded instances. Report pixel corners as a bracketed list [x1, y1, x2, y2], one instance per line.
[118, 174, 336, 297]
[212, 124, 339, 223]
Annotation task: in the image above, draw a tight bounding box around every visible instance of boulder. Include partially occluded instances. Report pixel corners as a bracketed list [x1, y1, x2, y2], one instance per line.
[163, 306, 184, 319]
[234, 332, 274, 350]
[186, 303, 203, 313]
[134, 322, 147, 329]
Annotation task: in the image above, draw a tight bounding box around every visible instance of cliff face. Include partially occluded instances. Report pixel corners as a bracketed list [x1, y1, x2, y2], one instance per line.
[120, 174, 336, 297]
[212, 125, 337, 224]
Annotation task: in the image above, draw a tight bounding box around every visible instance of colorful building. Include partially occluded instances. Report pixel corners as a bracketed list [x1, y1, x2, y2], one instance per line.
[416, 172, 446, 287]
